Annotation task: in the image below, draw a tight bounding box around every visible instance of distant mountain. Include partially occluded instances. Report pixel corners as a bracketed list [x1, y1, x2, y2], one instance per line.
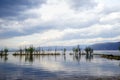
[90, 42, 120, 50]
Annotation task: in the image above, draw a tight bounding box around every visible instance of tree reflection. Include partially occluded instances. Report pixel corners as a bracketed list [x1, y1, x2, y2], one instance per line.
[73, 54, 81, 62]
[0, 55, 8, 62]
[63, 54, 66, 61]
[25, 55, 34, 63]
[84, 47, 94, 62]
[85, 54, 93, 62]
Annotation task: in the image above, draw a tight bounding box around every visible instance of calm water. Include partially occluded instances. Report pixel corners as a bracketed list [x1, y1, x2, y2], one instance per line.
[94, 50, 120, 55]
[0, 51, 120, 80]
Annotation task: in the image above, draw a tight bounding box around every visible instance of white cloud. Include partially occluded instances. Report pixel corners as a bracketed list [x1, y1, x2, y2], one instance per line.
[100, 12, 120, 24]
[0, 0, 120, 48]
[0, 0, 99, 33]
[1, 27, 120, 48]
[0, 29, 65, 48]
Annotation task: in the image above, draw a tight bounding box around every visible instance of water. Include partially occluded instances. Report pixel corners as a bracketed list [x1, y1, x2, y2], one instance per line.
[94, 50, 120, 55]
[0, 51, 120, 80]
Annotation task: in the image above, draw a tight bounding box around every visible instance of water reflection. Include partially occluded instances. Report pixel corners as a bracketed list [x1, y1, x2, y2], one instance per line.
[25, 55, 34, 63]
[62, 54, 66, 61]
[13, 54, 63, 63]
[73, 54, 81, 62]
[85, 54, 93, 62]
[0, 55, 8, 62]
[12, 53, 85, 63]
[0, 52, 120, 78]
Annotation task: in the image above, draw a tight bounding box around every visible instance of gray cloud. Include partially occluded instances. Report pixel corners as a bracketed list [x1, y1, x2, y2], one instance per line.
[0, 0, 120, 48]
[0, 0, 45, 18]
[0, 0, 99, 39]
[68, 0, 97, 10]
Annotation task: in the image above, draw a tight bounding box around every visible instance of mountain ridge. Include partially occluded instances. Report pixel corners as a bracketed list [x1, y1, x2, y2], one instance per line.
[90, 42, 120, 50]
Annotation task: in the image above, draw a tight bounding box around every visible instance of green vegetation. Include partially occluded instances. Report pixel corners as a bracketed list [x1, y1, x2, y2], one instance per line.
[72, 45, 81, 55]
[84, 47, 93, 62]
[101, 54, 120, 60]
[13, 46, 35, 55]
[72, 48, 78, 54]
[13, 45, 61, 56]
[0, 48, 8, 56]
[2, 45, 120, 62]
[63, 48, 66, 55]
[4, 48, 8, 55]
[84, 47, 93, 55]
[77, 45, 81, 55]
[0, 48, 8, 62]
[28, 46, 35, 55]
[1, 45, 120, 63]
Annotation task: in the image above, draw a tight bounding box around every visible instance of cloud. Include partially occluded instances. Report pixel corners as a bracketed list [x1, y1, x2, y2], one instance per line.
[0, 0, 45, 18]
[96, 0, 120, 14]
[0, 0, 99, 39]
[100, 12, 120, 24]
[0, 29, 65, 48]
[67, 0, 97, 10]
[0, 0, 120, 48]
[0, 28, 120, 48]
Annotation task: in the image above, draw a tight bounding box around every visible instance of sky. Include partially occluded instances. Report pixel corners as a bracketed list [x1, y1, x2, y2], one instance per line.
[0, 0, 120, 48]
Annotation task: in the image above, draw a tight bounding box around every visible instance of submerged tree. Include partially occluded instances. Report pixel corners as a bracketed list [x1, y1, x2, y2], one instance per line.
[4, 48, 8, 55]
[77, 45, 81, 55]
[28, 46, 35, 63]
[90, 48, 93, 55]
[72, 45, 81, 55]
[75, 48, 79, 54]
[84, 47, 94, 62]
[28, 46, 35, 55]
[85, 47, 89, 55]
[72, 47, 78, 55]
[84, 47, 93, 55]
[63, 48, 66, 54]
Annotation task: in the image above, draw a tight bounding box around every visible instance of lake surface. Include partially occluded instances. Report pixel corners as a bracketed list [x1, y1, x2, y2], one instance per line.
[94, 50, 120, 55]
[0, 51, 120, 80]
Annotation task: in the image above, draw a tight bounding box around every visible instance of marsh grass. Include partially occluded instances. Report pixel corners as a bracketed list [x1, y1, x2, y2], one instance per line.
[101, 54, 120, 60]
